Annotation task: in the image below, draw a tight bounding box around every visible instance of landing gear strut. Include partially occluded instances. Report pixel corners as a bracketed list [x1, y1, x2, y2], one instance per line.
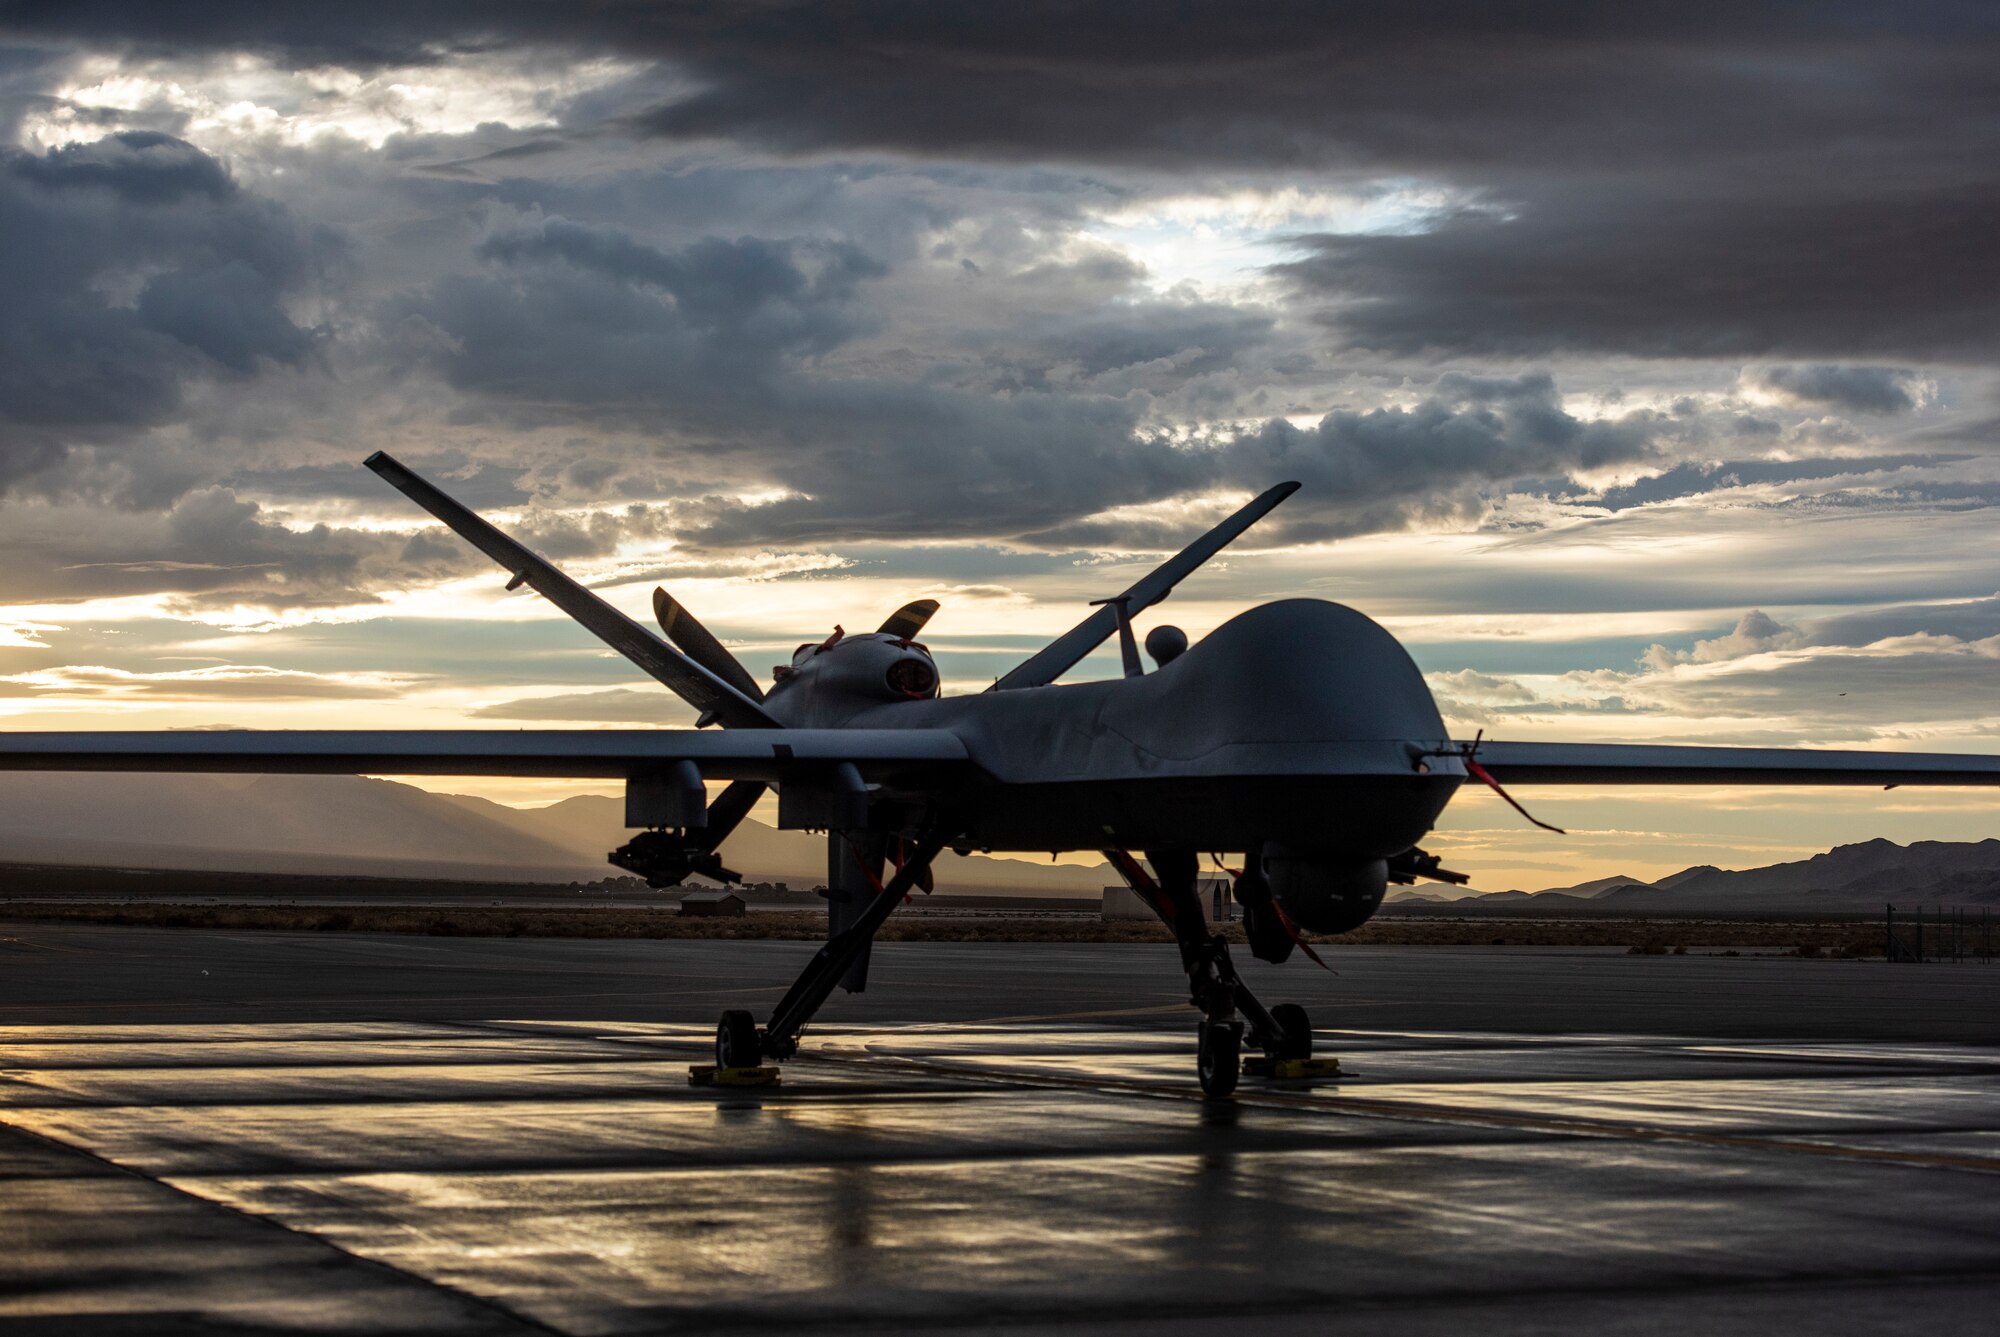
[712, 832, 947, 1068]
[1104, 848, 1313, 1095]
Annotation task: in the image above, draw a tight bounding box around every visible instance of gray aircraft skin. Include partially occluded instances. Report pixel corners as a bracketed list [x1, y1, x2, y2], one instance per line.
[2, 453, 1997, 1092]
[788, 601, 1463, 859]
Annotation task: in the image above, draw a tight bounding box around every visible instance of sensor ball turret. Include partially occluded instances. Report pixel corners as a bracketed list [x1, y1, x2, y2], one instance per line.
[1145, 624, 1188, 667]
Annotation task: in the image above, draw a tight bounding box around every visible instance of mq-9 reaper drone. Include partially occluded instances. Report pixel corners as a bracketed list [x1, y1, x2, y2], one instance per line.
[4, 455, 1998, 1095]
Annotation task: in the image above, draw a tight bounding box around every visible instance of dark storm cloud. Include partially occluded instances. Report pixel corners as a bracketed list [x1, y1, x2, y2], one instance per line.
[394, 218, 884, 430]
[692, 372, 1670, 549]
[19, 127, 247, 210]
[384, 198, 1672, 549]
[2, 4, 1992, 614]
[0, 477, 686, 609]
[1276, 372, 1653, 475]
[0, 487, 446, 606]
[973, 302, 1275, 386]
[1590, 456, 1971, 511]
[227, 459, 535, 510]
[0, 42, 70, 140]
[476, 219, 883, 355]
[14, 4, 1993, 371]
[1211, 373, 1665, 546]
[0, 131, 332, 485]
[136, 260, 317, 371]
[12, 128, 230, 199]
[1275, 182, 2000, 361]
[682, 381, 1157, 545]
[1741, 366, 1926, 415]
[13, 4, 1992, 168]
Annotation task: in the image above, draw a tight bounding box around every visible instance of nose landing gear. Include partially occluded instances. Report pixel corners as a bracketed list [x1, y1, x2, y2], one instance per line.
[696, 832, 947, 1088]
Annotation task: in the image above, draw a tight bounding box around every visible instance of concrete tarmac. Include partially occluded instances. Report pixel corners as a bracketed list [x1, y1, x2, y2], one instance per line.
[3, 923, 1999, 1335]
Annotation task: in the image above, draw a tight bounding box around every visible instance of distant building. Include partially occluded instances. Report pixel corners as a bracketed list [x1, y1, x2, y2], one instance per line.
[679, 888, 747, 917]
[1102, 877, 1236, 923]
[1204, 877, 1238, 922]
[1101, 886, 1154, 920]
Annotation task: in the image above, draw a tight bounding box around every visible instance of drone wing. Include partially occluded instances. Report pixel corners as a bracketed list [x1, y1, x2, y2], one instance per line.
[367, 452, 778, 730]
[992, 482, 1299, 691]
[0, 728, 970, 783]
[1463, 741, 2000, 788]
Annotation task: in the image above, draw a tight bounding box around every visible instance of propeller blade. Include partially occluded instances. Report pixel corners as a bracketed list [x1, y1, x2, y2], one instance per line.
[366, 452, 777, 730]
[877, 599, 939, 640]
[699, 777, 767, 853]
[991, 481, 1301, 690]
[653, 589, 765, 703]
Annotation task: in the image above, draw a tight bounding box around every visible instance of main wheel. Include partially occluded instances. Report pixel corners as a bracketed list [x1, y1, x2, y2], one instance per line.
[1196, 1021, 1240, 1097]
[1269, 1003, 1313, 1059]
[716, 1009, 762, 1069]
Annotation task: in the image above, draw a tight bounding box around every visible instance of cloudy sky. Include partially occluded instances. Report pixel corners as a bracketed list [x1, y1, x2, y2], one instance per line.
[0, 3, 1995, 889]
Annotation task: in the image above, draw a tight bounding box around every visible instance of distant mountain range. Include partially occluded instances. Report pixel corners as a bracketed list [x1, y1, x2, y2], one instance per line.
[1394, 838, 2000, 910]
[4, 772, 1989, 908]
[0, 772, 1112, 895]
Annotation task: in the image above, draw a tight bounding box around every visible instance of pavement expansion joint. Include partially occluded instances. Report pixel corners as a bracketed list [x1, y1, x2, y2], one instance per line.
[0, 1107, 566, 1336]
[793, 1033, 2000, 1177]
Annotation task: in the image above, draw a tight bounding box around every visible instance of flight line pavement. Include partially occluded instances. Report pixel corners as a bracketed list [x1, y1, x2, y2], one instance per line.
[2, 925, 1999, 1335]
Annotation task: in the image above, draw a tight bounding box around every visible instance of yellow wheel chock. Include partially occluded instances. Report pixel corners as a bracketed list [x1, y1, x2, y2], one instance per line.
[1241, 1055, 1342, 1081]
[687, 1064, 782, 1088]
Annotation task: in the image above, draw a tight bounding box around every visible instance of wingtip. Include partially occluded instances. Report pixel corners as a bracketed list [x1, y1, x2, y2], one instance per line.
[362, 450, 394, 472]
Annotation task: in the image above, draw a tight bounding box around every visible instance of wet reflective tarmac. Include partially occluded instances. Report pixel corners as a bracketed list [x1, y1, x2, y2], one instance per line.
[3, 930, 1999, 1334]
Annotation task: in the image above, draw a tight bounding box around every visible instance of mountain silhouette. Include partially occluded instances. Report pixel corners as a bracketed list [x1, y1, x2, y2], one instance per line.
[1464, 839, 2000, 909]
[0, 772, 1110, 893]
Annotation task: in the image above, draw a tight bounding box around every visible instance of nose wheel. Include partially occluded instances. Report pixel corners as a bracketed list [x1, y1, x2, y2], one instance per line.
[1196, 1021, 1241, 1097]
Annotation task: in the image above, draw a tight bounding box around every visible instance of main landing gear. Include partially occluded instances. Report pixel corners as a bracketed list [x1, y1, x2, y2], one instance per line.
[707, 832, 947, 1074]
[1105, 848, 1315, 1096]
